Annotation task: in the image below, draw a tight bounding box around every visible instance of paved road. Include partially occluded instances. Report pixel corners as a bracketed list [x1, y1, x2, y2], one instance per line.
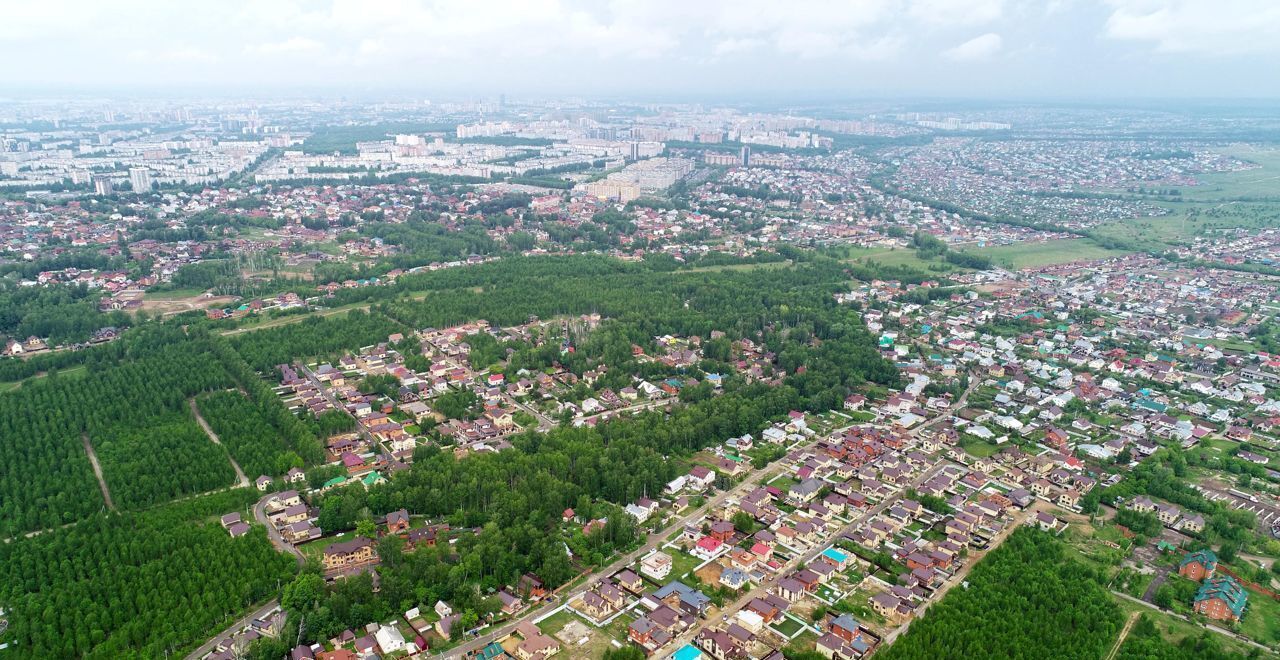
[1141, 565, 1170, 603]
[184, 600, 281, 660]
[295, 360, 387, 454]
[442, 433, 831, 659]
[1110, 590, 1275, 653]
[665, 378, 977, 652]
[191, 398, 250, 488]
[667, 460, 951, 653]
[253, 493, 306, 566]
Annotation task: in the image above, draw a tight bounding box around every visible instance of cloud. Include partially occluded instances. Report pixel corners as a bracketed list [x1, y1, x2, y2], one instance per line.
[245, 37, 324, 56]
[943, 32, 1003, 61]
[0, 0, 1277, 95]
[909, 0, 1004, 26]
[712, 38, 762, 57]
[1103, 0, 1280, 55]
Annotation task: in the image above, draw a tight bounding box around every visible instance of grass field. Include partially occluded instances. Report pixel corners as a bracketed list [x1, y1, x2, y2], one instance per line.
[1175, 146, 1280, 200]
[1238, 583, 1280, 646]
[967, 239, 1131, 269]
[1112, 595, 1260, 657]
[1089, 147, 1280, 253]
[681, 260, 793, 273]
[142, 288, 209, 301]
[842, 246, 961, 272]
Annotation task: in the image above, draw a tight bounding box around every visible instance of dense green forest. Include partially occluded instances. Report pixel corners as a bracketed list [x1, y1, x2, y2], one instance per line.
[0, 326, 317, 535]
[0, 489, 296, 659]
[878, 528, 1122, 660]
[0, 284, 130, 345]
[93, 415, 236, 509]
[195, 390, 315, 478]
[231, 309, 407, 372]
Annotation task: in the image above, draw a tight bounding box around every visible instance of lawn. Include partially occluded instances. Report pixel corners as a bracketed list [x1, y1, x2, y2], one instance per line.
[961, 437, 1000, 458]
[301, 529, 358, 561]
[1239, 584, 1280, 646]
[967, 239, 1130, 269]
[665, 550, 704, 579]
[770, 616, 805, 638]
[535, 608, 582, 636]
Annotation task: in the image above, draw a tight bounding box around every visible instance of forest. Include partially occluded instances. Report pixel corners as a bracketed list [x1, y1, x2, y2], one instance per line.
[878, 527, 1122, 660]
[0, 489, 296, 659]
[0, 325, 325, 536]
[195, 391, 311, 478]
[0, 283, 130, 345]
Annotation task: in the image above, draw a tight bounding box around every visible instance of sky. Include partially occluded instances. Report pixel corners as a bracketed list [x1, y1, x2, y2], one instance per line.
[1, 0, 1278, 99]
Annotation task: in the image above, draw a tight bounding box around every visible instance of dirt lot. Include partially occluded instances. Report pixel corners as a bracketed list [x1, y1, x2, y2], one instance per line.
[139, 293, 238, 317]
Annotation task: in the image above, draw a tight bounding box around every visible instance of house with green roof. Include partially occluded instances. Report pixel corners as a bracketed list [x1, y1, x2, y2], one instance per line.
[1178, 548, 1217, 581]
[1193, 575, 1247, 622]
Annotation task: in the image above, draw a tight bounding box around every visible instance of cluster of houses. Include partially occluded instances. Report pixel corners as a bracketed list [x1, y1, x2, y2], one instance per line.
[1178, 549, 1250, 623]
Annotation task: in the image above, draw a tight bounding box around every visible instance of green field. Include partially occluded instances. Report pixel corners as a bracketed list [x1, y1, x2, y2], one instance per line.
[142, 288, 209, 301]
[1238, 583, 1280, 646]
[1089, 147, 1280, 253]
[842, 246, 962, 272]
[968, 239, 1131, 269]
[1175, 146, 1280, 200]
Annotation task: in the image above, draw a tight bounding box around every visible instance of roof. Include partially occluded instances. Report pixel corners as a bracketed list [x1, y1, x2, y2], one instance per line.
[1180, 548, 1218, 569]
[1195, 575, 1247, 616]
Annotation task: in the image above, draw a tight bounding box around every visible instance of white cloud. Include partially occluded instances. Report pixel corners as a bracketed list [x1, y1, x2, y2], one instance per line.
[712, 38, 763, 57]
[0, 0, 1276, 95]
[909, 0, 1004, 26]
[245, 37, 324, 56]
[943, 32, 1003, 61]
[1103, 0, 1280, 55]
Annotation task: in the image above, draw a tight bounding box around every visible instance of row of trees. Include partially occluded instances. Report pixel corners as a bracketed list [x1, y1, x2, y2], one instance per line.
[0, 282, 130, 345]
[879, 528, 1122, 660]
[0, 489, 296, 659]
[196, 391, 309, 478]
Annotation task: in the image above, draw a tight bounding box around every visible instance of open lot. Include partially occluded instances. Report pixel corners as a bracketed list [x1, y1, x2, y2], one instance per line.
[967, 238, 1131, 269]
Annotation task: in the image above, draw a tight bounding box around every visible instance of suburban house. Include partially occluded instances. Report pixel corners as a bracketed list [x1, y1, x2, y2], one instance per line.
[1178, 549, 1218, 581]
[322, 537, 378, 572]
[1193, 575, 1248, 622]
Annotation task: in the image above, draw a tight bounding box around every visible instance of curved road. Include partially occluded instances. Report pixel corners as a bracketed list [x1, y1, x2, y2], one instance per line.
[253, 493, 306, 566]
[187, 493, 304, 660]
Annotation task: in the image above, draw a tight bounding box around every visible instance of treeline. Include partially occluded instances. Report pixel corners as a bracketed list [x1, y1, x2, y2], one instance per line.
[0, 325, 321, 535]
[230, 309, 407, 372]
[0, 489, 296, 659]
[195, 391, 311, 478]
[0, 283, 129, 345]
[878, 527, 1121, 660]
